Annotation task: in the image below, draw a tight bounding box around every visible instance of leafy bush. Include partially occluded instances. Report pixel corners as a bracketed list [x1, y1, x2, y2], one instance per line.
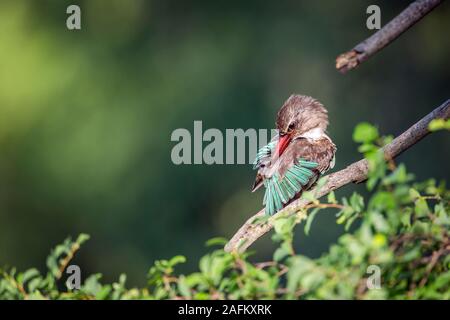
[1, 123, 448, 300]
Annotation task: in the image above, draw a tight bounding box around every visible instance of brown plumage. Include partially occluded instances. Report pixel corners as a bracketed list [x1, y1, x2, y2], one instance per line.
[252, 94, 336, 215]
[276, 95, 329, 136]
[275, 137, 336, 176]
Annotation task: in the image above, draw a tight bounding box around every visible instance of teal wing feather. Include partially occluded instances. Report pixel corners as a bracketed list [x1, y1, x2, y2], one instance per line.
[263, 159, 318, 216]
[252, 142, 319, 216]
[253, 141, 277, 169]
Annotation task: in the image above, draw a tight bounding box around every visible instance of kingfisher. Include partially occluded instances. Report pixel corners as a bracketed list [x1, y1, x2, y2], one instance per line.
[252, 94, 336, 216]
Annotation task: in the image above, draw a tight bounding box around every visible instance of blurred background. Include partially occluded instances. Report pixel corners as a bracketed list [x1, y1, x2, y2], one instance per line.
[0, 0, 448, 286]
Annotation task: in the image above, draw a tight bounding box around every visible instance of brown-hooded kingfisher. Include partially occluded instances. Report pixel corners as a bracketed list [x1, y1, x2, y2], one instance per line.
[252, 94, 336, 216]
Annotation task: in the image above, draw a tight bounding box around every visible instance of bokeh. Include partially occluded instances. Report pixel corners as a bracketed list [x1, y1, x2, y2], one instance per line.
[0, 0, 448, 286]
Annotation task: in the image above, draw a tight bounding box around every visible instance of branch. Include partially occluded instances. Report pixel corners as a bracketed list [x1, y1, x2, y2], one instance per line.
[225, 99, 450, 253]
[336, 0, 444, 73]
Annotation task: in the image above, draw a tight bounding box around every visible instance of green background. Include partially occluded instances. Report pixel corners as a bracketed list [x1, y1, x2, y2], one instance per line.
[0, 0, 448, 286]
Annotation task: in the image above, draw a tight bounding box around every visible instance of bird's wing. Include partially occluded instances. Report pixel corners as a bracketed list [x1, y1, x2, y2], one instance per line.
[251, 139, 277, 192]
[261, 137, 336, 216]
[262, 158, 318, 215]
[302, 137, 336, 174]
[252, 140, 277, 170]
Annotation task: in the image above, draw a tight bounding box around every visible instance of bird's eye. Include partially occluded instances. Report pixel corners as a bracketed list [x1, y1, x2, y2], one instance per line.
[288, 123, 295, 131]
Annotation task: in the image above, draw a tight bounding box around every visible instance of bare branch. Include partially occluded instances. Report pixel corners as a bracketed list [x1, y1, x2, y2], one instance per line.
[336, 0, 444, 73]
[225, 99, 450, 253]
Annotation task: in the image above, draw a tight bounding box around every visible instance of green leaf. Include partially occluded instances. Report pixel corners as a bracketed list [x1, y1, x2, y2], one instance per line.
[194, 292, 210, 300]
[304, 208, 320, 236]
[350, 192, 364, 211]
[369, 191, 396, 210]
[83, 274, 103, 296]
[273, 247, 289, 262]
[28, 277, 43, 292]
[327, 191, 337, 204]
[199, 255, 211, 275]
[21, 269, 40, 285]
[169, 255, 186, 267]
[367, 176, 378, 191]
[205, 237, 228, 247]
[185, 273, 205, 287]
[344, 215, 359, 231]
[353, 123, 379, 143]
[409, 188, 421, 200]
[414, 198, 429, 217]
[251, 215, 270, 224]
[76, 233, 90, 245]
[273, 215, 296, 238]
[358, 143, 377, 153]
[370, 212, 389, 232]
[302, 191, 318, 203]
[177, 275, 191, 298]
[95, 286, 112, 300]
[300, 271, 324, 290]
[372, 233, 387, 248]
[428, 118, 450, 131]
[401, 209, 412, 227]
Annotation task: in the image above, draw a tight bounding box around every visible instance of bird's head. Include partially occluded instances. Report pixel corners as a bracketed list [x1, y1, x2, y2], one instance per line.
[274, 94, 329, 156]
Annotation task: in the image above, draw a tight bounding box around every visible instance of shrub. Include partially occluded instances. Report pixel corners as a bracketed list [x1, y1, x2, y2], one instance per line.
[1, 123, 448, 300]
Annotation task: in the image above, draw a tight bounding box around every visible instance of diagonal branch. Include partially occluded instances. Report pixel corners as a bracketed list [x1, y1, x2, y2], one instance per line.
[225, 99, 450, 253]
[336, 0, 444, 73]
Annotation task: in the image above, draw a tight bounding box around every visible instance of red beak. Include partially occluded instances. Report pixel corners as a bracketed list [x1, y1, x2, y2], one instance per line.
[274, 134, 291, 156]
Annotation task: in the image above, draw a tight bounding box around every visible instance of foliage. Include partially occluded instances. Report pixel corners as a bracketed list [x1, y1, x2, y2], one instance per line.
[429, 119, 450, 132]
[1, 124, 449, 300]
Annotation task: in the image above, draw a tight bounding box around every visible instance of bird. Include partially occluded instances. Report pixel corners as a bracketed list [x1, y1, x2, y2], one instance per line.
[252, 94, 336, 216]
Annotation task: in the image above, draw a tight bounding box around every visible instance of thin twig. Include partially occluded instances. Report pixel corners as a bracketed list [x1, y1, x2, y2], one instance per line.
[336, 0, 444, 73]
[225, 99, 450, 253]
[304, 203, 345, 210]
[419, 238, 450, 287]
[2, 271, 28, 299]
[56, 242, 81, 279]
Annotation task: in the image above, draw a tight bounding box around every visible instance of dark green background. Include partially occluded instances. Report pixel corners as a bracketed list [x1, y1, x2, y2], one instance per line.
[0, 0, 448, 286]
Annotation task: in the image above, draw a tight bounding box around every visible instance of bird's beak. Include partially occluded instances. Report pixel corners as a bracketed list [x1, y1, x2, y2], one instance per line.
[274, 133, 292, 156]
